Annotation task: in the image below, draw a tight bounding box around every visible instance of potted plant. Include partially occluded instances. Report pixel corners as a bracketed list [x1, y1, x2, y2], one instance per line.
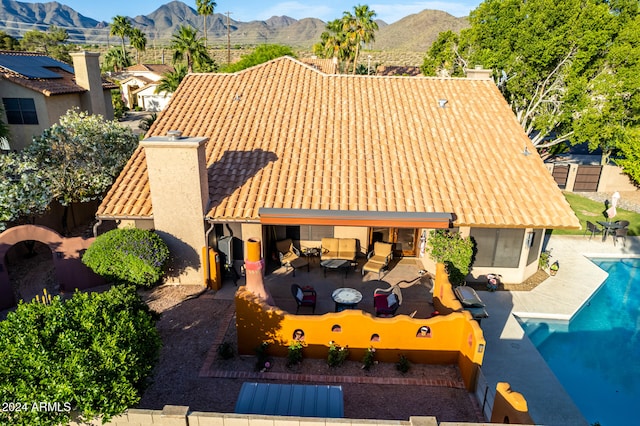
[549, 261, 559, 276]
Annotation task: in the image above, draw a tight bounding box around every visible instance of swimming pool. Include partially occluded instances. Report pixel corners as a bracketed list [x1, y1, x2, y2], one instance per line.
[519, 258, 640, 425]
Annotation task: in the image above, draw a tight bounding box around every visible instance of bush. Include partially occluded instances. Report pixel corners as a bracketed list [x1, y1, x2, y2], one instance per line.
[396, 354, 411, 374]
[217, 342, 235, 360]
[287, 340, 305, 367]
[327, 341, 349, 367]
[426, 230, 474, 286]
[83, 228, 170, 287]
[361, 347, 376, 370]
[0, 285, 161, 425]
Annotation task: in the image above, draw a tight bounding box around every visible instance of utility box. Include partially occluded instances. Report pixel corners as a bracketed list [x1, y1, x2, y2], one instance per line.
[202, 247, 221, 290]
[218, 236, 235, 267]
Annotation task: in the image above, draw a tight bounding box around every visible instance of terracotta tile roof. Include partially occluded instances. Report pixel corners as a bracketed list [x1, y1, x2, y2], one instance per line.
[125, 63, 174, 75]
[376, 65, 422, 76]
[98, 56, 580, 229]
[0, 50, 115, 95]
[300, 57, 338, 74]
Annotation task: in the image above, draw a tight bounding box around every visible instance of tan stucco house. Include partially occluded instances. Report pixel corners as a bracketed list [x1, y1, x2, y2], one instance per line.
[0, 51, 115, 151]
[96, 56, 580, 286]
[118, 64, 174, 112]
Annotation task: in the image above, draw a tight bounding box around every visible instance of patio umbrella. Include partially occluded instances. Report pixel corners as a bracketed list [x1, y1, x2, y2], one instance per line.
[606, 191, 621, 219]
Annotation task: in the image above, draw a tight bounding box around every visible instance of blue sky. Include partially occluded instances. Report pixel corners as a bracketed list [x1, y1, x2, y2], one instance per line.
[59, 1, 482, 24]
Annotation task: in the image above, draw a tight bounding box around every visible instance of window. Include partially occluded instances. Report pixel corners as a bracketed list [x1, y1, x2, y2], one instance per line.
[2, 98, 38, 125]
[470, 228, 524, 268]
[281, 225, 334, 241]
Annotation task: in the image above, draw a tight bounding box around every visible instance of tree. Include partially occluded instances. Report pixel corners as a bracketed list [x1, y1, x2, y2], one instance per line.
[464, 0, 629, 153]
[342, 5, 378, 75]
[196, 0, 217, 48]
[102, 46, 132, 72]
[155, 63, 188, 94]
[0, 30, 19, 50]
[314, 18, 352, 73]
[129, 27, 147, 64]
[26, 109, 138, 232]
[20, 25, 71, 63]
[82, 228, 170, 287]
[0, 152, 52, 231]
[110, 15, 133, 57]
[0, 285, 161, 425]
[421, 30, 468, 77]
[220, 44, 295, 73]
[169, 25, 212, 73]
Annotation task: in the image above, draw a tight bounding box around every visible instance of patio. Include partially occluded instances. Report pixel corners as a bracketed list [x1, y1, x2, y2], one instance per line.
[262, 256, 437, 319]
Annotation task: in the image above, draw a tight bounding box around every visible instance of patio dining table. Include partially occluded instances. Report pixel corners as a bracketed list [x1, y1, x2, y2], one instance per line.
[597, 221, 622, 242]
[332, 287, 362, 312]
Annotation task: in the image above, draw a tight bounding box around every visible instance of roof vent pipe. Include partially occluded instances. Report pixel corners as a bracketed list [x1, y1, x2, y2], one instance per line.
[438, 99, 448, 108]
[167, 130, 182, 140]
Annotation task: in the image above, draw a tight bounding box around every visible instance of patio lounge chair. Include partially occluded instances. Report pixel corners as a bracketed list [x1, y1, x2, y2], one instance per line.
[373, 286, 402, 317]
[276, 239, 308, 276]
[585, 221, 602, 240]
[291, 284, 316, 314]
[362, 242, 393, 280]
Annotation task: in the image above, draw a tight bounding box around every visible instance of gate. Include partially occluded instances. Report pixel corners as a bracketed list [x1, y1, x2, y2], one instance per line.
[574, 165, 602, 192]
[474, 368, 493, 421]
[551, 165, 570, 189]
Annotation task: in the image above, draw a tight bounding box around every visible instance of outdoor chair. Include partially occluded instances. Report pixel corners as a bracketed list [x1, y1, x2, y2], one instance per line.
[276, 239, 308, 276]
[362, 242, 393, 280]
[291, 284, 316, 314]
[585, 221, 602, 240]
[614, 227, 628, 247]
[615, 220, 630, 228]
[373, 285, 402, 317]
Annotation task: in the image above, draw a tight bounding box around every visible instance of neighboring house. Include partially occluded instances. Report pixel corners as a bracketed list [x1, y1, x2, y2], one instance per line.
[96, 57, 580, 286]
[118, 64, 174, 112]
[0, 51, 116, 151]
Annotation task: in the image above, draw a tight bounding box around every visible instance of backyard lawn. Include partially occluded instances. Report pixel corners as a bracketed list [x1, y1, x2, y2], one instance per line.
[552, 192, 640, 236]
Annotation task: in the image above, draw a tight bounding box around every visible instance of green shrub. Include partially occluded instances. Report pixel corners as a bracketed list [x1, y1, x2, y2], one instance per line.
[217, 342, 235, 360]
[426, 230, 474, 286]
[396, 354, 411, 374]
[327, 341, 349, 367]
[361, 347, 376, 370]
[82, 228, 170, 287]
[287, 340, 304, 367]
[0, 285, 161, 425]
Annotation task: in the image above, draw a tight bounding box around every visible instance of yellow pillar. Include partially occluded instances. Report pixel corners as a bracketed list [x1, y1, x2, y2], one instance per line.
[244, 238, 273, 304]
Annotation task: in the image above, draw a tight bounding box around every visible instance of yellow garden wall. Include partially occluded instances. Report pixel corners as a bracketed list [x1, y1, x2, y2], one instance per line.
[235, 264, 485, 391]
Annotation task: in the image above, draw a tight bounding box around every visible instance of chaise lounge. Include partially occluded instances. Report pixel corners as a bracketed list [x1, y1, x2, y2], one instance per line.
[362, 242, 393, 280]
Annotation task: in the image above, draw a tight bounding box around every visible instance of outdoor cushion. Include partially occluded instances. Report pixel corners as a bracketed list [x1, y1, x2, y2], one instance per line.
[387, 293, 398, 308]
[321, 238, 357, 261]
[374, 294, 388, 310]
[296, 288, 304, 301]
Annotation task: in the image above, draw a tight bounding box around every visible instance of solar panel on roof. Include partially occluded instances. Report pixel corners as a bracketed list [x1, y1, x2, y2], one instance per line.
[0, 54, 74, 78]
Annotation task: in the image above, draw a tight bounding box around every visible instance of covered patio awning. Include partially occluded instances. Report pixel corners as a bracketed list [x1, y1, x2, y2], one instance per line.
[258, 208, 452, 228]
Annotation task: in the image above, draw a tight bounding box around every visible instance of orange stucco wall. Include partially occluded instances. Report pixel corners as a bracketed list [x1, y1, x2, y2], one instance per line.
[235, 263, 485, 391]
[490, 382, 535, 424]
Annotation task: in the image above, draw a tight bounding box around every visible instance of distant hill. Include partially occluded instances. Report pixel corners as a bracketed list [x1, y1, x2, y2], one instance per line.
[0, 0, 469, 51]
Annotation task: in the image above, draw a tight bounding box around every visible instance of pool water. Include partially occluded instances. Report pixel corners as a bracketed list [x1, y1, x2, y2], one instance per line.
[519, 258, 640, 425]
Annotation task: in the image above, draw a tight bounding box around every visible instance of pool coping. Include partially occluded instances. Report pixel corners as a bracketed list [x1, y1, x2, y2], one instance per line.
[479, 235, 640, 426]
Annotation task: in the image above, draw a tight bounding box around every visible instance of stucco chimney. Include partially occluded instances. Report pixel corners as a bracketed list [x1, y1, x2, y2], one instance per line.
[70, 51, 110, 118]
[141, 134, 210, 285]
[466, 65, 493, 80]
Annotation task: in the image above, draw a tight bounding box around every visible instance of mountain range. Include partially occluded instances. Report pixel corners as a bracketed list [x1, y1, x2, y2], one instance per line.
[0, 0, 469, 51]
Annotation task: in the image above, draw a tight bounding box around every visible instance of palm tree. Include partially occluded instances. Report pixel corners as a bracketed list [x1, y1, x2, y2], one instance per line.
[343, 5, 378, 75]
[169, 25, 210, 73]
[110, 15, 133, 57]
[156, 64, 188, 94]
[317, 18, 352, 73]
[130, 28, 147, 64]
[196, 0, 217, 48]
[102, 46, 132, 72]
